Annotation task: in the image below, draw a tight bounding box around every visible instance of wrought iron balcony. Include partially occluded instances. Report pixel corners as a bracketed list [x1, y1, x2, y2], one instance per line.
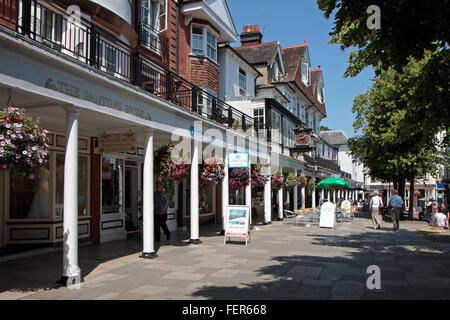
[0, 0, 258, 135]
[304, 154, 340, 172]
[137, 23, 169, 60]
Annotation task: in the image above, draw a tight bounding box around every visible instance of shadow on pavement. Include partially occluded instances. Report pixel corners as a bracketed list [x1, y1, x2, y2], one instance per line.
[190, 226, 450, 300]
[0, 223, 224, 294]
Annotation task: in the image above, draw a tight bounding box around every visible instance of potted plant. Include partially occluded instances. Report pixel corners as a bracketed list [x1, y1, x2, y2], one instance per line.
[0, 106, 49, 177]
[200, 157, 225, 187]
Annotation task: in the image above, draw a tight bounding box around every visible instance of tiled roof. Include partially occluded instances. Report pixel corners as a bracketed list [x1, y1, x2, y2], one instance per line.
[233, 42, 279, 65]
[281, 45, 307, 81]
[320, 130, 349, 146]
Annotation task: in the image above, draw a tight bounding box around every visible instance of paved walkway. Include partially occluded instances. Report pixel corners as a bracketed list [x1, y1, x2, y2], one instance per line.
[1, 210, 450, 300]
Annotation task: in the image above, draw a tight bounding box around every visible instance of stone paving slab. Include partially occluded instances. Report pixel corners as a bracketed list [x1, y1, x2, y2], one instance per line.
[1, 210, 450, 300]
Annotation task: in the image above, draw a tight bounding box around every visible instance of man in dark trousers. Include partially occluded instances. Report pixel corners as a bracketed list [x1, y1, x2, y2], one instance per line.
[154, 181, 171, 242]
[388, 189, 403, 231]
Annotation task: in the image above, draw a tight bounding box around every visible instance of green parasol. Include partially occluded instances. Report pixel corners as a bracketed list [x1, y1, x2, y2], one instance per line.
[315, 177, 352, 190]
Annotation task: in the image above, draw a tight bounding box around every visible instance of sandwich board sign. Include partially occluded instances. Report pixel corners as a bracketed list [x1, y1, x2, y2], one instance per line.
[225, 205, 250, 246]
[319, 202, 336, 228]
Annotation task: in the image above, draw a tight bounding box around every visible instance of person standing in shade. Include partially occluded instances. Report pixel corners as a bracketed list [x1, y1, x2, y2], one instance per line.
[388, 189, 403, 231]
[154, 181, 170, 242]
[370, 190, 383, 230]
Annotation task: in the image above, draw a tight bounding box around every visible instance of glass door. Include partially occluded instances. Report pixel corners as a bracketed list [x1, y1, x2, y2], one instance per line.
[125, 164, 138, 231]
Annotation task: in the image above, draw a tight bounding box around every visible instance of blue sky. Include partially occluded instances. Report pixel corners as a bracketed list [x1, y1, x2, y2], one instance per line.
[227, 0, 375, 137]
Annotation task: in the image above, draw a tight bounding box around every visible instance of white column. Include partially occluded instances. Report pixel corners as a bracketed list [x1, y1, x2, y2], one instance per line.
[345, 190, 348, 200]
[141, 130, 157, 259]
[321, 189, 325, 202]
[362, 191, 365, 200]
[333, 190, 336, 203]
[264, 168, 272, 224]
[190, 138, 200, 244]
[221, 152, 229, 233]
[293, 169, 298, 211]
[278, 186, 283, 220]
[301, 186, 306, 209]
[61, 108, 81, 284]
[245, 165, 251, 223]
[311, 184, 316, 208]
[327, 190, 330, 201]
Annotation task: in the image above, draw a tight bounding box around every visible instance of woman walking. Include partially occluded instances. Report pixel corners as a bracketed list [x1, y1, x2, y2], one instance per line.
[370, 190, 383, 230]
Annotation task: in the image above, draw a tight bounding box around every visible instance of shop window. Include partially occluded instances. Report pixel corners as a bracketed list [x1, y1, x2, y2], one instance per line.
[55, 153, 89, 217]
[101, 157, 124, 214]
[9, 161, 51, 219]
[199, 185, 214, 215]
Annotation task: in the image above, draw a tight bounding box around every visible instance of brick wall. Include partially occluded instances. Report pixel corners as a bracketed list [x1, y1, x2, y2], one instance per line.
[190, 57, 220, 94]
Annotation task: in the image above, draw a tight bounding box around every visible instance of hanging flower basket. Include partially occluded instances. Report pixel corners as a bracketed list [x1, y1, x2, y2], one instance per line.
[200, 157, 225, 187]
[284, 173, 298, 190]
[271, 171, 285, 190]
[0, 106, 49, 176]
[297, 173, 308, 188]
[155, 144, 189, 192]
[229, 167, 249, 191]
[251, 162, 270, 188]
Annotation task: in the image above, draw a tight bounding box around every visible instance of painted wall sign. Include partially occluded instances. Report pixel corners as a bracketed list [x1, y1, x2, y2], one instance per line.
[98, 132, 136, 153]
[228, 152, 249, 168]
[45, 78, 152, 121]
[225, 205, 250, 245]
[319, 202, 336, 228]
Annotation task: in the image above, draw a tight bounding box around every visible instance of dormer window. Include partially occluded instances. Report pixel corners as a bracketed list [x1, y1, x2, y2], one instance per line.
[318, 85, 324, 103]
[272, 61, 279, 81]
[302, 62, 309, 85]
[191, 25, 218, 62]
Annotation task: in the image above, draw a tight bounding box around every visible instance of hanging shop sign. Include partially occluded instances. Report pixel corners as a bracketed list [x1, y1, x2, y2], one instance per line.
[224, 205, 250, 246]
[228, 152, 249, 168]
[98, 132, 136, 153]
[319, 201, 336, 228]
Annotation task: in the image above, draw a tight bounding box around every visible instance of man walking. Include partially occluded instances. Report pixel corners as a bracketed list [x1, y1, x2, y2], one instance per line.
[154, 181, 171, 242]
[388, 190, 403, 231]
[370, 190, 383, 230]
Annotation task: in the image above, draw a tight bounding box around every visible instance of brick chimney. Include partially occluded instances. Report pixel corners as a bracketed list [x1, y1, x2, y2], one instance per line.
[240, 25, 263, 46]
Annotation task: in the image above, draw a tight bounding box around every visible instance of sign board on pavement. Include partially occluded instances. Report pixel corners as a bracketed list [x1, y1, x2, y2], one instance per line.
[225, 205, 250, 245]
[319, 202, 336, 228]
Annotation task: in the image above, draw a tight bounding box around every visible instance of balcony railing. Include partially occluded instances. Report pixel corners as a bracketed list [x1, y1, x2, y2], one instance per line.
[304, 154, 340, 172]
[1, 0, 259, 136]
[135, 57, 259, 135]
[138, 23, 168, 60]
[13, 0, 131, 80]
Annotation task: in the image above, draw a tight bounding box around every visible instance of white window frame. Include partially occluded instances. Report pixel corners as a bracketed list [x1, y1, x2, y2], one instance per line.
[190, 25, 218, 62]
[302, 62, 309, 85]
[239, 68, 247, 96]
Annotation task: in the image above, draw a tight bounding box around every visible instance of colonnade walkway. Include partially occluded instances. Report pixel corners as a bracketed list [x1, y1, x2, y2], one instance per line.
[1, 211, 450, 300]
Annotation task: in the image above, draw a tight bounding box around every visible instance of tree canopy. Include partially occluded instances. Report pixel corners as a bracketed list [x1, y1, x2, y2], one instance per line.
[317, 0, 450, 76]
[347, 52, 448, 217]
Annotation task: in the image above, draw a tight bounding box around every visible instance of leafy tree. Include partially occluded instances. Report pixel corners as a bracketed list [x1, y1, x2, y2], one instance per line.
[348, 54, 448, 219]
[318, 1, 450, 149]
[320, 125, 332, 131]
[317, 0, 449, 76]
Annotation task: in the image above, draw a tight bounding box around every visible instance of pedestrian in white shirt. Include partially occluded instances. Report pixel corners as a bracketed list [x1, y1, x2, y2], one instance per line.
[370, 190, 383, 230]
[388, 190, 404, 231]
[434, 211, 447, 227]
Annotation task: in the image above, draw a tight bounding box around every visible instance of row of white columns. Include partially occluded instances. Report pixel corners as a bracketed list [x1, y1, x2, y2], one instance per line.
[60, 107, 324, 284]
